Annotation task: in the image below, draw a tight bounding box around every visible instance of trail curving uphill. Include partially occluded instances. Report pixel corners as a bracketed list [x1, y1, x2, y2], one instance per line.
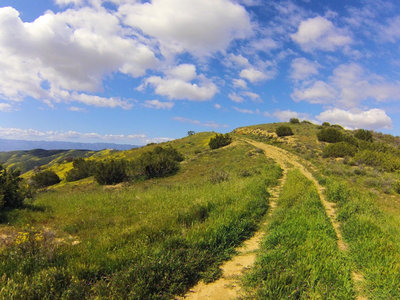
[180, 139, 364, 300]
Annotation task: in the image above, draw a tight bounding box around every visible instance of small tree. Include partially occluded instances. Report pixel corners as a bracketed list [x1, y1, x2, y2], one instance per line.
[187, 131, 195, 136]
[31, 170, 61, 188]
[322, 122, 331, 127]
[290, 118, 300, 124]
[0, 165, 26, 209]
[276, 126, 294, 137]
[209, 134, 232, 149]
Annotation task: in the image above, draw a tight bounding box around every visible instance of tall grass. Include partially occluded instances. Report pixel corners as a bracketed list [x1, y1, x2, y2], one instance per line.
[0, 143, 282, 299]
[242, 169, 355, 299]
[326, 178, 400, 298]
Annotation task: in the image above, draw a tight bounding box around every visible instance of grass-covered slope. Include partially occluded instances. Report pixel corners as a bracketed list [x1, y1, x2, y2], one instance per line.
[0, 149, 96, 173]
[0, 137, 282, 299]
[237, 121, 400, 299]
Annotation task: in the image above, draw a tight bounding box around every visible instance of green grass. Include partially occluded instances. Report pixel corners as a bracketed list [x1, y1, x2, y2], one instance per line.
[0, 142, 282, 299]
[242, 169, 355, 299]
[326, 178, 400, 299]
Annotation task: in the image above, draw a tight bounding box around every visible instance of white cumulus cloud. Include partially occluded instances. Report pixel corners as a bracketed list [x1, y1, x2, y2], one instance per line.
[143, 64, 218, 101]
[291, 16, 352, 52]
[119, 0, 252, 56]
[316, 108, 392, 130]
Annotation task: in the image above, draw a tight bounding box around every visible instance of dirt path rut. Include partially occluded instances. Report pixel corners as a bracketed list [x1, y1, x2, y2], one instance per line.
[181, 139, 364, 299]
[180, 146, 288, 300]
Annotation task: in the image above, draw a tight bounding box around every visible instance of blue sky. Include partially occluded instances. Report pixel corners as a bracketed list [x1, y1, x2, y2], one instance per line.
[0, 0, 400, 145]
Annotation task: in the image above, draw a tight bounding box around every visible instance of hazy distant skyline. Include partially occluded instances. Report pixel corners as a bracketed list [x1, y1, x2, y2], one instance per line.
[1, 0, 400, 144]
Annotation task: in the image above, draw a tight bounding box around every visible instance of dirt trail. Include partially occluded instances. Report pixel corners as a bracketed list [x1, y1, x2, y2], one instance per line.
[244, 140, 366, 300]
[181, 139, 365, 299]
[180, 147, 288, 300]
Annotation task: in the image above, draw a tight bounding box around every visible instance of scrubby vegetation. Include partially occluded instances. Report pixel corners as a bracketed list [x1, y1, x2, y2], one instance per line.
[94, 159, 128, 185]
[322, 142, 357, 158]
[208, 133, 232, 149]
[138, 146, 184, 179]
[31, 170, 61, 188]
[275, 125, 293, 137]
[289, 118, 300, 124]
[354, 129, 373, 142]
[66, 158, 97, 182]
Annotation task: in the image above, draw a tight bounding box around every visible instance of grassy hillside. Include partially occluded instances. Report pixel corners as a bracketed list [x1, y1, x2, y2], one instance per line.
[0, 135, 282, 299]
[0, 149, 96, 173]
[2, 123, 400, 299]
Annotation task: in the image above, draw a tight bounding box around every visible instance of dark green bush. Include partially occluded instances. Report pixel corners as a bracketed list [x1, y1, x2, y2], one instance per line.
[275, 126, 294, 137]
[138, 146, 183, 179]
[208, 134, 232, 149]
[290, 118, 300, 124]
[0, 165, 26, 208]
[66, 158, 97, 182]
[94, 160, 128, 185]
[322, 142, 357, 158]
[31, 170, 61, 188]
[354, 129, 373, 142]
[301, 120, 313, 124]
[317, 127, 344, 143]
[322, 122, 331, 127]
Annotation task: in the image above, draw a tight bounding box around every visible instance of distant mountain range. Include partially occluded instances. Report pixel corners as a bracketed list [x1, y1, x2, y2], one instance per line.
[0, 138, 137, 152]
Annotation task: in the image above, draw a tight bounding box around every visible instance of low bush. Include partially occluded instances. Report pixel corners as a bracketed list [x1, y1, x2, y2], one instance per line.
[138, 146, 183, 179]
[31, 170, 61, 188]
[322, 142, 357, 158]
[275, 126, 293, 137]
[355, 150, 400, 172]
[354, 129, 373, 142]
[66, 158, 97, 182]
[209, 134, 232, 149]
[317, 127, 343, 143]
[209, 171, 229, 183]
[289, 118, 300, 124]
[94, 160, 128, 185]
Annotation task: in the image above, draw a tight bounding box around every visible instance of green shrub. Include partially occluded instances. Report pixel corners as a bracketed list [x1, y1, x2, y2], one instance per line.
[0, 165, 26, 208]
[354, 129, 373, 142]
[138, 146, 183, 179]
[354, 150, 400, 172]
[289, 118, 300, 124]
[208, 134, 232, 149]
[322, 122, 331, 127]
[317, 127, 344, 143]
[322, 142, 358, 158]
[301, 120, 313, 124]
[66, 158, 97, 182]
[94, 160, 128, 185]
[275, 126, 293, 137]
[31, 170, 61, 188]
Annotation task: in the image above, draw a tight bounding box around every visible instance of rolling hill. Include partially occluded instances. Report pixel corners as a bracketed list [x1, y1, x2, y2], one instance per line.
[1, 121, 400, 299]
